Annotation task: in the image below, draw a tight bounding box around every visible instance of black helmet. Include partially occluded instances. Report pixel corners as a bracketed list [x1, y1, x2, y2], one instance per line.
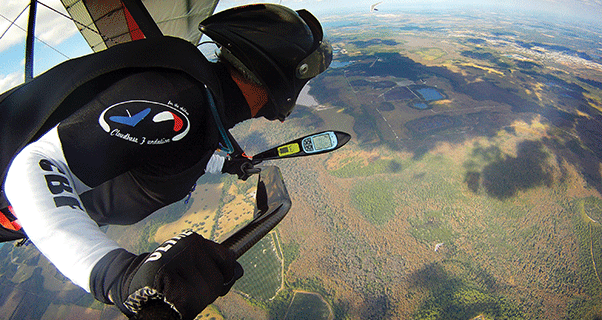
[199, 4, 333, 121]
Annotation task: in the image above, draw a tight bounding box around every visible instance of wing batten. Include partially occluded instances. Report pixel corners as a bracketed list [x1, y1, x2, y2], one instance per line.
[61, 0, 220, 52]
[62, 0, 109, 51]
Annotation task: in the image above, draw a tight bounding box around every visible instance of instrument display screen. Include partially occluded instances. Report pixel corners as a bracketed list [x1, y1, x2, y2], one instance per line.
[313, 133, 334, 150]
[302, 132, 338, 153]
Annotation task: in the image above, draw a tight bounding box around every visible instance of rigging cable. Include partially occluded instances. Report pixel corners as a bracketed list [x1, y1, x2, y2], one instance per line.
[0, 5, 69, 59]
[0, 4, 30, 41]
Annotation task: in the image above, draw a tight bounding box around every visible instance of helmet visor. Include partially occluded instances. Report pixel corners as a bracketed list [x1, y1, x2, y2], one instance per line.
[296, 39, 333, 79]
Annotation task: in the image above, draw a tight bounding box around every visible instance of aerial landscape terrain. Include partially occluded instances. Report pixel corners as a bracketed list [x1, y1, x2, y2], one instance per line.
[1, 4, 602, 320]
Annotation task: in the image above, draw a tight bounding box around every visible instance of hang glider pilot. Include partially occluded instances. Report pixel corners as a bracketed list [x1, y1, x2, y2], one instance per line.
[1, 4, 332, 320]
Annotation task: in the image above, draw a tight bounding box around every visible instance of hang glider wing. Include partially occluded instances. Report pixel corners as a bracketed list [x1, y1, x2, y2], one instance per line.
[370, 1, 383, 12]
[60, 0, 219, 52]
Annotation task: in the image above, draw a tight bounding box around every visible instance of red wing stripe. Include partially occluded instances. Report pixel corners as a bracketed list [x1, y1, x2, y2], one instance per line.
[122, 1, 145, 41]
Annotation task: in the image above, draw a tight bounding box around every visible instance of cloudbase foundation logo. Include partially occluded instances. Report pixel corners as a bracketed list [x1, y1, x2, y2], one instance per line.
[99, 100, 190, 145]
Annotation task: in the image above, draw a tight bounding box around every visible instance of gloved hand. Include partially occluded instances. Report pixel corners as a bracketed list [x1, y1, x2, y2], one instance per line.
[221, 156, 260, 181]
[90, 231, 243, 320]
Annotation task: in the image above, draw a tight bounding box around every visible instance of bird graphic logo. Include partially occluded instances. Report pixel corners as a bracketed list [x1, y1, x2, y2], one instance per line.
[109, 108, 151, 127]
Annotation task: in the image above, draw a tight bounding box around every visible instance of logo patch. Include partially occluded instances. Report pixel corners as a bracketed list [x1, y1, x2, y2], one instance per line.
[99, 100, 190, 145]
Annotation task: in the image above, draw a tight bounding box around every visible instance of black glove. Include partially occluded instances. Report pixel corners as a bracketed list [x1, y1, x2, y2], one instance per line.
[221, 156, 260, 181]
[90, 231, 243, 320]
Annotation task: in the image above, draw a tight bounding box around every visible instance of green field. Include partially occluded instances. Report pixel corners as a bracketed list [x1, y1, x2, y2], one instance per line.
[233, 232, 283, 300]
[329, 156, 405, 178]
[351, 178, 397, 226]
[284, 292, 331, 320]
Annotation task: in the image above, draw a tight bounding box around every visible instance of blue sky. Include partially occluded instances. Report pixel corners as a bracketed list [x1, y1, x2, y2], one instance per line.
[1, 0, 600, 93]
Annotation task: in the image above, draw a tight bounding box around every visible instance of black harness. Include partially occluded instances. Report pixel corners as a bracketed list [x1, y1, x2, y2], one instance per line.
[0, 36, 224, 241]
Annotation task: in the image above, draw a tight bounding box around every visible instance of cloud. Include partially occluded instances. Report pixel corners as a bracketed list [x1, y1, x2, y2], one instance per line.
[0, 0, 27, 52]
[0, 71, 22, 93]
[0, 0, 77, 53]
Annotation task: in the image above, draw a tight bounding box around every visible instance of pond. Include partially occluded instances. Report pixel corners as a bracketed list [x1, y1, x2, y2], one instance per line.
[416, 88, 445, 101]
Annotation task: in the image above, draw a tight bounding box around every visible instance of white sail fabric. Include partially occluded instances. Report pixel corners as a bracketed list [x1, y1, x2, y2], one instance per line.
[61, 0, 219, 52]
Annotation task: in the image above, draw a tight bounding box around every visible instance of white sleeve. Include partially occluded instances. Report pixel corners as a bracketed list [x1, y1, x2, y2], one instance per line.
[204, 153, 225, 174]
[4, 127, 121, 293]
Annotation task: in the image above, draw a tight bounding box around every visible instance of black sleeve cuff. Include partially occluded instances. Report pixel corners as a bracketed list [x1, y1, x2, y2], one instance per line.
[89, 248, 138, 305]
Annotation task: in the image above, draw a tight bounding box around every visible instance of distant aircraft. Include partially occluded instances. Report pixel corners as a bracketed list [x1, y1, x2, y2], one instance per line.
[370, 1, 383, 12]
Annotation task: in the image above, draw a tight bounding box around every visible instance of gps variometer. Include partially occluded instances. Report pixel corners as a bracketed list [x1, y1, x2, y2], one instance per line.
[302, 131, 338, 153]
[250, 131, 351, 164]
